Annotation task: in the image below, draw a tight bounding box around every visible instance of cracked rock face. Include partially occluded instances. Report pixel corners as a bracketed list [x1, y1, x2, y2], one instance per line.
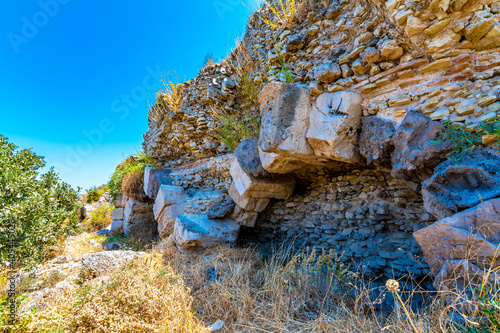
[123, 199, 157, 239]
[306, 91, 363, 163]
[414, 199, 500, 287]
[422, 149, 500, 219]
[391, 110, 454, 182]
[234, 139, 270, 178]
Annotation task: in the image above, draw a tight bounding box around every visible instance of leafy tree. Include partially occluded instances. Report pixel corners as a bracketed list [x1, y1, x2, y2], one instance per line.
[0, 135, 79, 267]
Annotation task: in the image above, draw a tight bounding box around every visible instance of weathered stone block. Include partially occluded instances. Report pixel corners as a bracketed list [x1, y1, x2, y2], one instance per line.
[314, 63, 341, 83]
[234, 139, 270, 178]
[414, 198, 500, 277]
[228, 182, 270, 212]
[123, 199, 157, 239]
[153, 185, 187, 220]
[229, 206, 259, 227]
[259, 148, 310, 174]
[306, 91, 363, 163]
[207, 198, 235, 220]
[157, 203, 186, 239]
[359, 116, 395, 166]
[173, 215, 240, 252]
[391, 111, 454, 181]
[143, 167, 172, 200]
[230, 159, 295, 200]
[422, 149, 500, 219]
[259, 82, 314, 156]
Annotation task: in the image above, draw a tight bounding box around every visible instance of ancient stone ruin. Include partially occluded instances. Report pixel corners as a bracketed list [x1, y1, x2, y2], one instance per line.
[112, 0, 500, 287]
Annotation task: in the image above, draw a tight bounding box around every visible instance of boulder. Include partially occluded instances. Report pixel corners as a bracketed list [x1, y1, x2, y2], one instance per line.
[123, 199, 157, 239]
[228, 182, 270, 212]
[414, 198, 500, 278]
[173, 215, 240, 252]
[207, 198, 235, 220]
[82, 250, 142, 276]
[234, 139, 270, 178]
[391, 111, 454, 181]
[157, 203, 186, 239]
[230, 159, 295, 200]
[143, 167, 172, 200]
[359, 116, 395, 166]
[259, 82, 314, 157]
[422, 150, 500, 219]
[433, 259, 496, 291]
[153, 185, 187, 220]
[306, 91, 363, 163]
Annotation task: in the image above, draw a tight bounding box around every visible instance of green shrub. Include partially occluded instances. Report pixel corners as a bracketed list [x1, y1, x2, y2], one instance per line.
[108, 152, 158, 201]
[85, 184, 108, 204]
[270, 44, 294, 83]
[211, 106, 261, 151]
[82, 205, 113, 232]
[0, 135, 79, 267]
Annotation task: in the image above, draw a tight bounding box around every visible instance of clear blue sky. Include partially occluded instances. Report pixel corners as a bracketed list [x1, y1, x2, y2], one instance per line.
[0, 0, 260, 191]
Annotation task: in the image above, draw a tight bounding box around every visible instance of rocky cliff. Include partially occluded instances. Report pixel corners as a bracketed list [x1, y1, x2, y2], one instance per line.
[131, 0, 500, 283]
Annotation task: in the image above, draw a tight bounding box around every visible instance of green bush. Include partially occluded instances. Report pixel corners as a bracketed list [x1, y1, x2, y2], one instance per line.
[85, 185, 108, 204]
[0, 135, 79, 267]
[82, 205, 112, 232]
[108, 152, 158, 201]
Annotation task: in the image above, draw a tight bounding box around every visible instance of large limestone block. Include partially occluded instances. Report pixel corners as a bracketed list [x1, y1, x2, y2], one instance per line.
[114, 194, 127, 208]
[234, 139, 270, 178]
[153, 185, 187, 220]
[391, 111, 454, 181]
[228, 182, 270, 213]
[82, 251, 142, 276]
[157, 203, 186, 239]
[259, 82, 314, 156]
[306, 91, 363, 163]
[143, 167, 172, 200]
[359, 116, 395, 167]
[173, 215, 240, 252]
[414, 199, 500, 277]
[109, 219, 124, 235]
[230, 159, 295, 200]
[123, 199, 157, 239]
[422, 150, 500, 219]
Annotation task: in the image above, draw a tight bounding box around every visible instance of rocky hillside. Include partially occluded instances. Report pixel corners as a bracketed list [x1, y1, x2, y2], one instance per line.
[121, 0, 500, 288]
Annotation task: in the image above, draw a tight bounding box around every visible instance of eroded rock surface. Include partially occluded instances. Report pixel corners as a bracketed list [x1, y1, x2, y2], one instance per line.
[414, 199, 500, 284]
[82, 250, 142, 276]
[422, 149, 500, 219]
[173, 215, 240, 252]
[234, 138, 270, 178]
[359, 116, 395, 166]
[143, 167, 172, 199]
[391, 111, 454, 181]
[306, 91, 364, 163]
[123, 198, 157, 239]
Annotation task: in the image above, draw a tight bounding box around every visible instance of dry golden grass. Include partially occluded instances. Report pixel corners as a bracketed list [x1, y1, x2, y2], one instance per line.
[7, 235, 500, 332]
[121, 169, 145, 201]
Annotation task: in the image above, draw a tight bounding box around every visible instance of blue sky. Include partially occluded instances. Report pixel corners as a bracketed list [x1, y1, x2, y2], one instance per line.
[0, 0, 259, 191]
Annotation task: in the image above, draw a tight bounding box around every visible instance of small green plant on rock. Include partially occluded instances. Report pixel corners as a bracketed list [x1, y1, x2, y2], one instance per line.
[211, 105, 261, 151]
[82, 205, 113, 232]
[270, 44, 294, 83]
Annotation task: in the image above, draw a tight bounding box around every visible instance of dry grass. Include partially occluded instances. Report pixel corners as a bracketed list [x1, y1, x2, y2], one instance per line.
[151, 75, 185, 126]
[121, 169, 146, 202]
[260, 0, 297, 29]
[7, 236, 500, 332]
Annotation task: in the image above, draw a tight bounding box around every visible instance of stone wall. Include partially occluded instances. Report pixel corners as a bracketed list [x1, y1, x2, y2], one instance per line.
[240, 167, 435, 279]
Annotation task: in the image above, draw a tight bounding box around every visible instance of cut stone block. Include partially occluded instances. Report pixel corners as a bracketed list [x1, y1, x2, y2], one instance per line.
[228, 182, 270, 213]
[259, 82, 314, 156]
[306, 91, 363, 163]
[259, 148, 310, 174]
[173, 215, 240, 252]
[143, 167, 172, 200]
[153, 185, 187, 220]
[157, 203, 186, 239]
[123, 198, 157, 239]
[230, 159, 295, 200]
[109, 219, 123, 235]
